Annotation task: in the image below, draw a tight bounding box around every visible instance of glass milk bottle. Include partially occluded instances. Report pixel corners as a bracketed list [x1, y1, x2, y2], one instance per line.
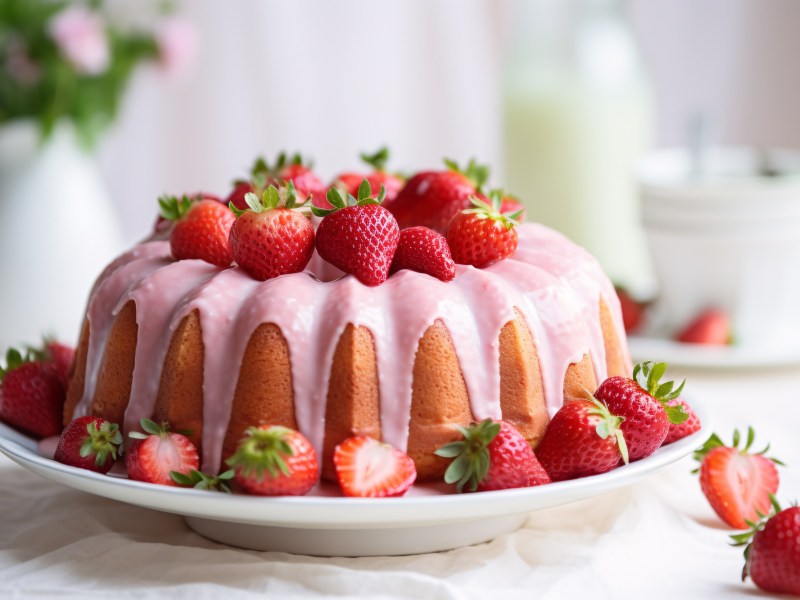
[503, 0, 654, 291]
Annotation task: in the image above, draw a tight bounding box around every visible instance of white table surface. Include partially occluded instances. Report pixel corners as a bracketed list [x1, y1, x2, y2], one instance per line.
[1, 365, 798, 599]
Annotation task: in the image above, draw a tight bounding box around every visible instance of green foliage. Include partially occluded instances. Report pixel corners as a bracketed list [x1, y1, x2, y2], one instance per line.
[171, 468, 235, 493]
[0, 0, 166, 147]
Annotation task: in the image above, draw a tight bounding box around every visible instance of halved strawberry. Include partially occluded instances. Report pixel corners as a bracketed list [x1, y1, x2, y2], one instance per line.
[126, 419, 200, 486]
[226, 425, 318, 496]
[695, 428, 782, 529]
[676, 308, 731, 345]
[54, 416, 122, 473]
[333, 436, 416, 497]
[435, 419, 550, 492]
[447, 191, 523, 268]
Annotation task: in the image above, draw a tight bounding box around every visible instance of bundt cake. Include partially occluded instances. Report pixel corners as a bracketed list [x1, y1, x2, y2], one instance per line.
[63, 221, 630, 481]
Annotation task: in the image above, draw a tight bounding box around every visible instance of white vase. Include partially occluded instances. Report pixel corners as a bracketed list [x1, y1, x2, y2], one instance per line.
[0, 121, 125, 349]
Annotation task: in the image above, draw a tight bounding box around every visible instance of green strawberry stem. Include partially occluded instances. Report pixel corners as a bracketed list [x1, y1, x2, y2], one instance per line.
[226, 426, 296, 480]
[632, 361, 688, 424]
[80, 420, 123, 467]
[310, 180, 386, 217]
[584, 393, 629, 465]
[435, 419, 501, 493]
[692, 427, 785, 473]
[158, 195, 196, 221]
[360, 146, 390, 172]
[443, 157, 489, 191]
[171, 468, 235, 493]
[462, 192, 522, 230]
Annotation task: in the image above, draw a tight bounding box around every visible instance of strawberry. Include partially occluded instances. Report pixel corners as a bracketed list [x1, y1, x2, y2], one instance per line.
[663, 397, 702, 444]
[695, 428, 782, 529]
[435, 419, 550, 492]
[676, 308, 731, 345]
[312, 181, 400, 286]
[389, 226, 455, 282]
[732, 498, 800, 595]
[594, 361, 687, 462]
[333, 435, 416, 497]
[333, 147, 404, 206]
[171, 468, 235, 493]
[226, 425, 319, 496]
[153, 192, 222, 234]
[615, 286, 646, 334]
[0, 348, 65, 438]
[45, 339, 75, 385]
[159, 195, 235, 267]
[535, 396, 628, 481]
[227, 153, 327, 210]
[126, 418, 200, 486]
[389, 158, 489, 233]
[447, 191, 523, 268]
[54, 416, 122, 473]
[228, 183, 315, 281]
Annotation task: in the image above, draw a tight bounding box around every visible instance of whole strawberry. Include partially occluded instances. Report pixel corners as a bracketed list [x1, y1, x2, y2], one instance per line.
[0, 348, 65, 438]
[312, 180, 400, 286]
[333, 147, 404, 206]
[229, 182, 315, 281]
[389, 226, 456, 282]
[389, 158, 489, 233]
[447, 191, 523, 268]
[159, 195, 235, 267]
[226, 425, 319, 496]
[45, 339, 75, 385]
[695, 428, 781, 529]
[732, 499, 800, 595]
[535, 397, 628, 481]
[615, 286, 646, 334]
[54, 416, 122, 473]
[126, 419, 200, 486]
[334, 436, 416, 497]
[676, 308, 731, 345]
[497, 191, 526, 221]
[435, 419, 550, 492]
[226, 153, 327, 210]
[663, 397, 702, 444]
[594, 361, 688, 462]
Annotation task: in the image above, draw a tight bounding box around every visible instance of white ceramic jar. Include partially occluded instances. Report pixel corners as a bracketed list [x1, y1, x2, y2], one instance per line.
[639, 147, 800, 350]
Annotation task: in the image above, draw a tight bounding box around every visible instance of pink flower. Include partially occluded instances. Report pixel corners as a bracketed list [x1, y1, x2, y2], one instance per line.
[48, 7, 109, 75]
[155, 17, 197, 76]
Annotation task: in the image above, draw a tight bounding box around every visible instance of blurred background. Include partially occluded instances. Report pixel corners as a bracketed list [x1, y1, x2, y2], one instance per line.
[3, 0, 800, 352]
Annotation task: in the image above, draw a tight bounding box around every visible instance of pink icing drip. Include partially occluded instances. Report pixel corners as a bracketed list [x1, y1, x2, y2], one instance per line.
[75, 242, 172, 418]
[121, 260, 221, 436]
[75, 223, 628, 473]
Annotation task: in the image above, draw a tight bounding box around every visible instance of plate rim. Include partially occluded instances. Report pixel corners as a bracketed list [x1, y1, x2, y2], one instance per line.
[0, 394, 711, 529]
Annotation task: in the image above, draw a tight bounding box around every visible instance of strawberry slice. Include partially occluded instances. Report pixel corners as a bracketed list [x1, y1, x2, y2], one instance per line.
[695, 428, 782, 529]
[676, 308, 731, 345]
[333, 436, 417, 497]
[126, 419, 200, 486]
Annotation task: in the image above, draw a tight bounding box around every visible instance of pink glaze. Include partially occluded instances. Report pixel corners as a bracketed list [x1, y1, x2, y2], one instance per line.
[74, 223, 627, 473]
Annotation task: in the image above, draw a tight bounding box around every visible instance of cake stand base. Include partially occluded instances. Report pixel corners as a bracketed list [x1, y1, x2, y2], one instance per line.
[184, 513, 528, 556]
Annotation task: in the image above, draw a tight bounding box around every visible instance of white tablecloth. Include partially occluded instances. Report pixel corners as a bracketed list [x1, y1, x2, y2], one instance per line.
[2, 366, 798, 599]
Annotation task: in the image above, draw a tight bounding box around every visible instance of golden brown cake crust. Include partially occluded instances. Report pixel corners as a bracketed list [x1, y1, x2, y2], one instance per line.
[221, 323, 297, 462]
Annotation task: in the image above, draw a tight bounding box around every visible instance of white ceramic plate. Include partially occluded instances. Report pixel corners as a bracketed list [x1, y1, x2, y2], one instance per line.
[628, 335, 800, 369]
[0, 397, 710, 557]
